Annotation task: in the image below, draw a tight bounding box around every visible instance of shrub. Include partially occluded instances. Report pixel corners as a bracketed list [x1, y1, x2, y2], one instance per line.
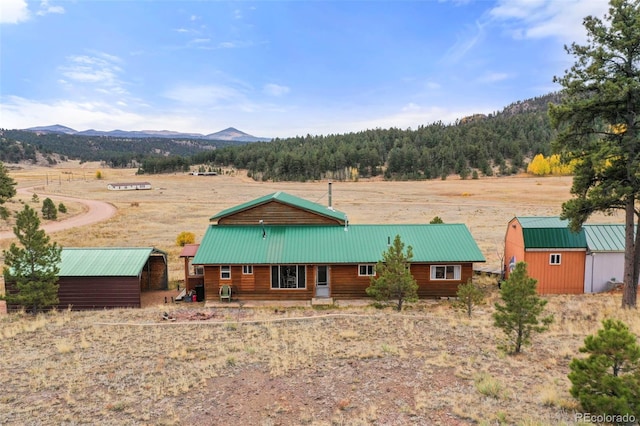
[41, 198, 57, 220]
[176, 231, 196, 247]
[58, 203, 67, 214]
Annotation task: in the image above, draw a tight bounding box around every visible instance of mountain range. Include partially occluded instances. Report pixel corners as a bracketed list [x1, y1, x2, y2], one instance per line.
[24, 125, 271, 143]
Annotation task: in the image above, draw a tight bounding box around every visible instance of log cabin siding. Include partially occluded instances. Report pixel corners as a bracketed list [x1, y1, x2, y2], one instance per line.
[203, 262, 475, 301]
[217, 201, 340, 226]
[140, 256, 168, 291]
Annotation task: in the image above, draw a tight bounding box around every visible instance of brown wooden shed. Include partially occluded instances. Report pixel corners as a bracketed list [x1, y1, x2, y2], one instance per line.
[55, 247, 168, 309]
[6, 247, 168, 311]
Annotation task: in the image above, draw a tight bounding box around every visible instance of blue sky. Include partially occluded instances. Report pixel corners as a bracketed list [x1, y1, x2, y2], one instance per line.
[1, 0, 609, 139]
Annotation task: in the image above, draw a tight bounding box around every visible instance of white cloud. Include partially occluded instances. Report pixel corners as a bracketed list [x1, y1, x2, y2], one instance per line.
[478, 72, 510, 83]
[442, 20, 487, 64]
[58, 53, 128, 95]
[37, 0, 64, 17]
[490, 0, 609, 43]
[0, 0, 30, 24]
[163, 84, 244, 106]
[263, 83, 290, 97]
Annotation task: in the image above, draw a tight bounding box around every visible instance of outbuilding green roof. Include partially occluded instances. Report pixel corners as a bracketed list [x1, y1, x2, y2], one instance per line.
[193, 224, 485, 264]
[584, 225, 626, 252]
[515, 217, 627, 252]
[59, 248, 165, 276]
[210, 191, 347, 223]
[516, 217, 587, 249]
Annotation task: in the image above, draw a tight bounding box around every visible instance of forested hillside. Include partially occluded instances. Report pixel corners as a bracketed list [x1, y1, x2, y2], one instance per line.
[2, 93, 561, 180]
[141, 93, 560, 180]
[0, 129, 243, 167]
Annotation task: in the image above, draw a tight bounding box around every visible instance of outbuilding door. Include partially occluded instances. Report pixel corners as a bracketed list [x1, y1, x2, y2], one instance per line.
[315, 265, 330, 298]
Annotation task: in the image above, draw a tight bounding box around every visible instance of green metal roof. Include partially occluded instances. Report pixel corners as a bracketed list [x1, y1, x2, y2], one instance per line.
[59, 248, 164, 276]
[516, 217, 587, 249]
[517, 217, 572, 228]
[193, 224, 485, 264]
[584, 225, 626, 252]
[210, 192, 347, 223]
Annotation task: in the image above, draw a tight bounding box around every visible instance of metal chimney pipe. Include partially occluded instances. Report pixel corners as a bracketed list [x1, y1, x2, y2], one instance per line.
[328, 181, 332, 209]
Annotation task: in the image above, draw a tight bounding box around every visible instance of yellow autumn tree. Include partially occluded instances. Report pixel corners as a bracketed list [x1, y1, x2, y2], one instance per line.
[527, 154, 574, 176]
[527, 154, 551, 175]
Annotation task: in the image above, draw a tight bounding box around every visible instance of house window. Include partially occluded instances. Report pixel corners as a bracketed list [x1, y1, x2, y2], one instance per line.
[220, 265, 231, 280]
[358, 264, 375, 276]
[431, 265, 461, 280]
[550, 254, 561, 265]
[188, 259, 203, 276]
[271, 265, 306, 289]
[242, 265, 253, 275]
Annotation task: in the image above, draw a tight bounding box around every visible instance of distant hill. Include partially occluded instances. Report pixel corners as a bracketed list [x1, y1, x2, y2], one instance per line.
[206, 127, 270, 142]
[23, 125, 271, 142]
[179, 92, 563, 181]
[5, 93, 562, 178]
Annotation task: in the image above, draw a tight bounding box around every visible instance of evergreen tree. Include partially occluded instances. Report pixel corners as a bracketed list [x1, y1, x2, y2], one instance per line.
[2, 205, 61, 313]
[569, 319, 640, 419]
[0, 161, 16, 219]
[430, 216, 444, 224]
[493, 262, 553, 353]
[455, 279, 484, 318]
[550, 0, 640, 308]
[366, 234, 418, 311]
[41, 197, 57, 220]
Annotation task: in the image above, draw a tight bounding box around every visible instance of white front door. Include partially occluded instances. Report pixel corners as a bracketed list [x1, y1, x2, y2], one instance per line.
[315, 265, 330, 298]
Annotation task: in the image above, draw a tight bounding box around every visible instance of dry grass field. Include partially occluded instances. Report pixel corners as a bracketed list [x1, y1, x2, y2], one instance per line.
[0, 162, 637, 425]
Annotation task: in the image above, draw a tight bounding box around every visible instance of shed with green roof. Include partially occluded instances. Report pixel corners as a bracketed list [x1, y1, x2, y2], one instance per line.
[505, 217, 632, 294]
[56, 247, 167, 310]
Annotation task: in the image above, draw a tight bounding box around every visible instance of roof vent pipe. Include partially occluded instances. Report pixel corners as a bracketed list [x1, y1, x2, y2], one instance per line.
[328, 181, 332, 210]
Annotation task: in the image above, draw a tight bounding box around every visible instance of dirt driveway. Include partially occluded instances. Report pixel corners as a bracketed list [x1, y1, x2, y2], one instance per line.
[0, 187, 117, 240]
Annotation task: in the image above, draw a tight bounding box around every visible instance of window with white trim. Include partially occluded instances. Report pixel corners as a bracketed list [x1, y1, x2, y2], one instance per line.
[430, 265, 461, 280]
[549, 254, 561, 265]
[271, 265, 306, 289]
[220, 265, 231, 280]
[242, 265, 253, 275]
[358, 264, 375, 276]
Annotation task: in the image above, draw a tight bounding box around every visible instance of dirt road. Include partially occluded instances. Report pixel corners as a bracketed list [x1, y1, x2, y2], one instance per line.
[0, 187, 117, 240]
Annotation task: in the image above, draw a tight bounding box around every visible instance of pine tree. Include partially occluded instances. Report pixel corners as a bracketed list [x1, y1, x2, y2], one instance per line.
[493, 262, 553, 353]
[41, 197, 57, 220]
[455, 279, 484, 318]
[2, 205, 61, 313]
[550, 0, 640, 308]
[0, 162, 16, 219]
[366, 234, 418, 311]
[568, 319, 640, 419]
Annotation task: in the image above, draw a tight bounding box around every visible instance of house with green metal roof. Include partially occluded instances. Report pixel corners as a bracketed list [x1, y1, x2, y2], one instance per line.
[192, 191, 485, 302]
[4, 247, 168, 311]
[505, 217, 630, 294]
